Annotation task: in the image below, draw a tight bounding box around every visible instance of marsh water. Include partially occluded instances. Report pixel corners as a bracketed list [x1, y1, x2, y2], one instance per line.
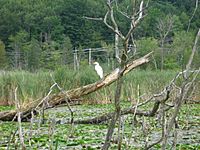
[0, 103, 200, 149]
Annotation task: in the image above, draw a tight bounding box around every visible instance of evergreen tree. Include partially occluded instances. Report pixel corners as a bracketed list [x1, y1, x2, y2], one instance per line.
[61, 36, 73, 65]
[26, 39, 41, 71]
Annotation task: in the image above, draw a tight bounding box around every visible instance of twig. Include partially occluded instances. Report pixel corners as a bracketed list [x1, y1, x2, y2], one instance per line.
[185, 29, 200, 73]
[145, 101, 166, 150]
[125, 0, 144, 41]
[171, 129, 178, 150]
[127, 84, 141, 146]
[48, 117, 56, 150]
[103, 9, 125, 40]
[35, 83, 57, 110]
[14, 87, 26, 150]
[28, 110, 34, 147]
[115, 1, 131, 19]
[50, 74, 75, 144]
[34, 83, 58, 124]
[82, 16, 103, 21]
[6, 128, 18, 150]
[50, 74, 74, 124]
[143, 116, 150, 148]
[187, 0, 198, 32]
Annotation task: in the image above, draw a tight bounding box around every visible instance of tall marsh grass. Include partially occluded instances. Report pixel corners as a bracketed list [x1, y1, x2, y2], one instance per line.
[0, 67, 181, 105]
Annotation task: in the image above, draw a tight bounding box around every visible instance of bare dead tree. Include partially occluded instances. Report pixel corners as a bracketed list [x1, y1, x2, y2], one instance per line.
[84, 0, 149, 64]
[101, 0, 148, 149]
[157, 15, 174, 70]
[161, 28, 200, 149]
[187, 0, 198, 32]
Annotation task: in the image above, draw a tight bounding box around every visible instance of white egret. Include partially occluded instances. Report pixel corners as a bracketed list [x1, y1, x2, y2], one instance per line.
[93, 62, 103, 79]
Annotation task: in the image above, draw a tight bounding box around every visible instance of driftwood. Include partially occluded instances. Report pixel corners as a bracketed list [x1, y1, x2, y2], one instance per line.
[0, 52, 152, 121]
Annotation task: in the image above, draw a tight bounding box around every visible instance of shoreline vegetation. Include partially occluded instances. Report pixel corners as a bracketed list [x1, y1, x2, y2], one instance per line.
[0, 68, 199, 106]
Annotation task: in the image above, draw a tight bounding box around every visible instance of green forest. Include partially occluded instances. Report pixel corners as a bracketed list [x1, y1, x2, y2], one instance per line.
[0, 0, 199, 71]
[0, 1, 200, 149]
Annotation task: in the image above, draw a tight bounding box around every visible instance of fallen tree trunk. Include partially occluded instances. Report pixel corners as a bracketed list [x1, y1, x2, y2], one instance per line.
[73, 90, 169, 124]
[73, 106, 160, 124]
[0, 52, 152, 121]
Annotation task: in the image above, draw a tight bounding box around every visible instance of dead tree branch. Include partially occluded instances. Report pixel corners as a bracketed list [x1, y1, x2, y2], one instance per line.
[0, 52, 152, 121]
[186, 29, 200, 71]
[50, 74, 74, 124]
[187, 0, 198, 32]
[125, 0, 144, 42]
[161, 29, 200, 149]
[69, 68, 199, 125]
[162, 69, 200, 149]
[14, 87, 26, 150]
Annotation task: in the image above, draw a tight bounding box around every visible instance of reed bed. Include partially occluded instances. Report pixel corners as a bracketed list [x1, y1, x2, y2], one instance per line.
[0, 67, 179, 105]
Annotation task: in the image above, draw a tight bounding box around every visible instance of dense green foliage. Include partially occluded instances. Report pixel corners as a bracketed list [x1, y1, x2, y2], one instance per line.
[0, 0, 199, 70]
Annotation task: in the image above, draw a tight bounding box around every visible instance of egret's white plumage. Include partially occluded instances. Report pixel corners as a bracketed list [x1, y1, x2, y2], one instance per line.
[93, 62, 103, 79]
